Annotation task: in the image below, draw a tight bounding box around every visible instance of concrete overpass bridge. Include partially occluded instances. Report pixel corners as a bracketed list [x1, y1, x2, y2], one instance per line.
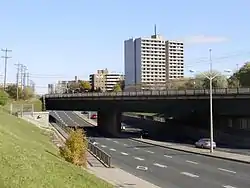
[44, 88, 250, 136]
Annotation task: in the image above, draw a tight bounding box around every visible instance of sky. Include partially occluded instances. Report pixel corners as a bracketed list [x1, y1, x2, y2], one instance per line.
[0, 0, 250, 94]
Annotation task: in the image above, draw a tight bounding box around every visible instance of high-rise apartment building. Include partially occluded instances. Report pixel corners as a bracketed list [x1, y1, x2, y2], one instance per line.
[89, 69, 124, 92]
[124, 32, 184, 89]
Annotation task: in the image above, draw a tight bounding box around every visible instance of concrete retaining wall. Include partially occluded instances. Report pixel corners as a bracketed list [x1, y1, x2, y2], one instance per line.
[21, 112, 50, 129]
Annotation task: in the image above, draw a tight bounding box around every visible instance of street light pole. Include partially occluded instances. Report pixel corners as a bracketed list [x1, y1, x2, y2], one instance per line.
[209, 49, 214, 153]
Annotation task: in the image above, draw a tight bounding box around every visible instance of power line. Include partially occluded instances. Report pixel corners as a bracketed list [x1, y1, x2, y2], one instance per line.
[1, 48, 12, 90]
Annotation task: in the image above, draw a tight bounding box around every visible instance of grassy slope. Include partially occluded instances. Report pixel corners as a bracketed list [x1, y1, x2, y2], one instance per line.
[0, 111, 113, 188]
[3, 99, 42, 113]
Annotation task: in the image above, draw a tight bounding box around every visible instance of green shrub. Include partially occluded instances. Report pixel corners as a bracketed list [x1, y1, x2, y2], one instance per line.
[0, 89, 9, 106]
[59, 129, 87, 167]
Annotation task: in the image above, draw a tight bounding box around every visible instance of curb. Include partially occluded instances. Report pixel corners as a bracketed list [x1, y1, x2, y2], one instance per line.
[130, 138, 250, 165]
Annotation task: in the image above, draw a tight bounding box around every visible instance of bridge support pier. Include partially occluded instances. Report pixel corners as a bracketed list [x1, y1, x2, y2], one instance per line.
[97, 110, 121, 136]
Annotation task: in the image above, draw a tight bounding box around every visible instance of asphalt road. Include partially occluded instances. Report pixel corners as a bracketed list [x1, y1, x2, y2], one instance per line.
[51, 111, 250, 188]
[50, 111, 93, 127]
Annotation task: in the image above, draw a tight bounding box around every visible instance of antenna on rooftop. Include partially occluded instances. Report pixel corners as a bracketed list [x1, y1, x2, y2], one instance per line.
[154, 24, 157, 36]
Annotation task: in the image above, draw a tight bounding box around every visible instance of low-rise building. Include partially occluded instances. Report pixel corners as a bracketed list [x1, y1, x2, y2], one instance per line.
[89, 69, 124, 92]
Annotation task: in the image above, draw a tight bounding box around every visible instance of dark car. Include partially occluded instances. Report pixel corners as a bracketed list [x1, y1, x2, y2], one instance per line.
[81, 111, 88, 114]
[141, 130, 149, 138]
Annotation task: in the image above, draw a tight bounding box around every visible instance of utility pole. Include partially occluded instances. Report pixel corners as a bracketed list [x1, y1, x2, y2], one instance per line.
[14, 62, 21, 101]
[1, 48, 12, 90]
[23, 66, 28, 88]
[26, 72, 30, 87]
[20, 64, 26, 90]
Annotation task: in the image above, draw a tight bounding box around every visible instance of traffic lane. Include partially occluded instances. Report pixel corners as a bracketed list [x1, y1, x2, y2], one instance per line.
[49, 111, 71, 125]
[94, 137, 250, 188]
[124, 138, 250, 176]
[106, 150, 169, 188]
[92, 137, 226, 188]
[55, 111, 75, 126]
[64, 111, 93, 127]
[123, 120, 250, 156]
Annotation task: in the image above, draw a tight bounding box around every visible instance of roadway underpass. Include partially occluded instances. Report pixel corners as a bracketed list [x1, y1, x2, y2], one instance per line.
[49, 110, 250, 188]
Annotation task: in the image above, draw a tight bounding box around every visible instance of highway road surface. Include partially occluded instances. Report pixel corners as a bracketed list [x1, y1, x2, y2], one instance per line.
[50, 111, 93, 127]
[51, 111, 250, 188]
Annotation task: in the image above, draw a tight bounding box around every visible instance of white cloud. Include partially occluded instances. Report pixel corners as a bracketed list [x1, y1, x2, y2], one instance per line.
[183, 35, 228, 44]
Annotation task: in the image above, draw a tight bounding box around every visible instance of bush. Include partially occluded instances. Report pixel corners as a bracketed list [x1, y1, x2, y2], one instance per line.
[0, 89, 9, 106]
[59, 129, 87, 167]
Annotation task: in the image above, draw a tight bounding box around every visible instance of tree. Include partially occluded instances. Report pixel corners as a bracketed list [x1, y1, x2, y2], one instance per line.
[22, 87, 34, 100]
[5, 84, 21, 99]
[113, 83, 122, 92]
[230, 62, 250, 87]
[0, 89, 9, 106]
[193, 71, 228, 89]
[119, 80, 125, 91]
[79, 80, 91, 91]
[68, 82, 80, 90]
[59, 129, 87, 167]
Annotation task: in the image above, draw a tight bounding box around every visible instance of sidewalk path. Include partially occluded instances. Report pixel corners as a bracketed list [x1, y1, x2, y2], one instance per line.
[87, 166, 160, 188]
[133, 138, 250, 164]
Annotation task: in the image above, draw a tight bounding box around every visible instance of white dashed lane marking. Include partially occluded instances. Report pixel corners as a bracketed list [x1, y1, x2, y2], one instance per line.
[186, 160, 199, 165]
[222, 185, 237, 188]
[113, 141, 119, 144]
[134, 157, 145, 161]
[134, 147, 140, 150]
[218, 168, 236, 174]
[121, 152, 129, 156]
[181, 172, 199, 178]
[145, 150, 154, 154]
[101, 145, 106, 148]
[106, 138, 111, 141]
[153, 163, 167, 168]
[123, 144, 128, 146]
[164, 155, 173, 158]
[110, 148, 116, 151]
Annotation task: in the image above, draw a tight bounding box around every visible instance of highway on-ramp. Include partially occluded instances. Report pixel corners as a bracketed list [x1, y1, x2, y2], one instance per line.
[50, 111, 93, 127]
[51, 111, 250, 188]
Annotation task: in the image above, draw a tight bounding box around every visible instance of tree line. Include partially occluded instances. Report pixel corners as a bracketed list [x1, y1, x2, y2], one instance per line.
[66, 80, 124, 93]
[0, 85, 34, 106]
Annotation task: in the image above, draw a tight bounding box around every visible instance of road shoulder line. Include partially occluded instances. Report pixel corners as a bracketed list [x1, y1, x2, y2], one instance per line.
[131, 138, 250, 165]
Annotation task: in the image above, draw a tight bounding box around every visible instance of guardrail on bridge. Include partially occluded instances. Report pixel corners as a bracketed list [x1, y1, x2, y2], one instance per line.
[44, 87, 250, 98]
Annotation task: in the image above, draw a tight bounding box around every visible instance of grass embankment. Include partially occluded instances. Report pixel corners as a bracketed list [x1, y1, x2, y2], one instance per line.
[0, 111, 113, 188]
[2, 99, 43, 113]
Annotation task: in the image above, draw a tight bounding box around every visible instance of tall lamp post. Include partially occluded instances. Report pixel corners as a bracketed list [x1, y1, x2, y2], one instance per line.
[190, 49, 231, 153]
